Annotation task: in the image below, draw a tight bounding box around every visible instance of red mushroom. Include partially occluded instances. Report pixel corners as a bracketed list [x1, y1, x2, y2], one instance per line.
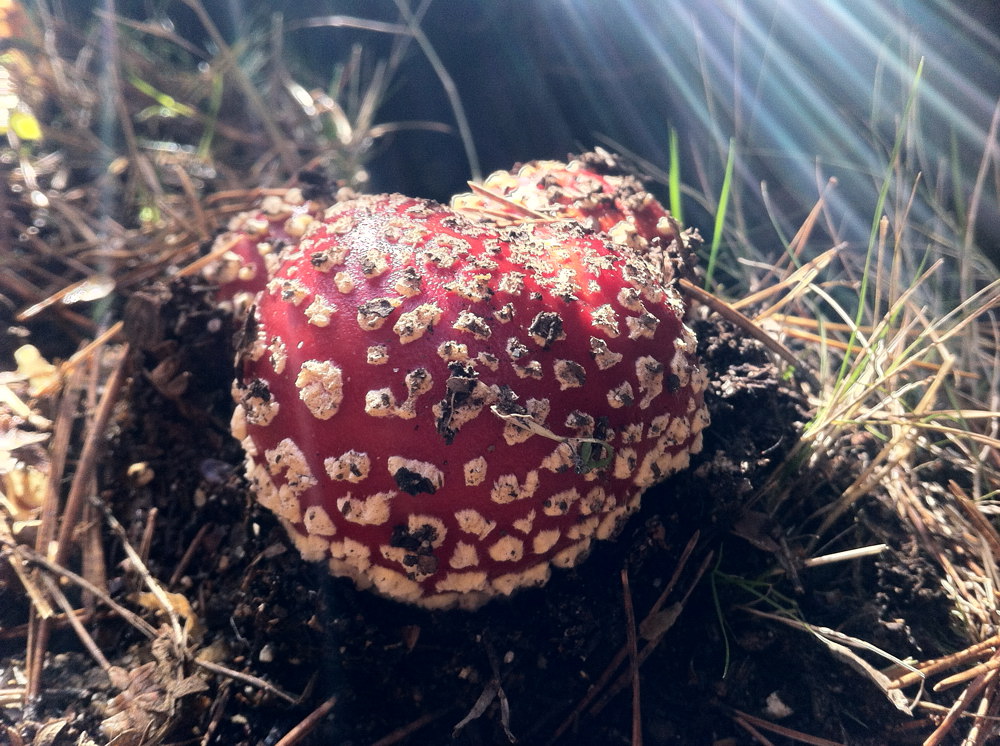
[204, 188, 325, 308]
[231, 193, 709, 609]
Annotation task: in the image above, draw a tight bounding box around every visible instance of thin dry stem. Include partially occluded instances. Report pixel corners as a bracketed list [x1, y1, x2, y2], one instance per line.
[272, 696, 337, 746]
[621, 568, 642, 746]
[728, 708, 844, 746]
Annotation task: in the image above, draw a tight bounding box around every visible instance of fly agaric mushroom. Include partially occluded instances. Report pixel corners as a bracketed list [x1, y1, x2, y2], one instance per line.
[451, 149, 699, 284]
[231, 193, 709, 609]
[204, 188, 324, 307]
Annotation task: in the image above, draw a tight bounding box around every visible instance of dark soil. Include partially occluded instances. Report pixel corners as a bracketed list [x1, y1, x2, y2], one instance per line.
[1, 276, 952, 746]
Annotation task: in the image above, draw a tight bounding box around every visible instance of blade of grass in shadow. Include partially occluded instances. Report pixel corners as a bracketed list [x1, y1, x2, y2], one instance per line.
[392, 0, 480, 181]
[181, 0, 301, 173]
[962, 96, 1000, 301]
[196, 69, 224, 160]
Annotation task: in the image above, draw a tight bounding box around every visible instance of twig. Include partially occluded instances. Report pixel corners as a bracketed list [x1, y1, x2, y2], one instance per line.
[802, 543, 887, 568]
[200, 680, 232, 746]
[934, 651, 1000, 693]
[27, 343, 129, 700]
[192, 658, 299, 705]
[966, 673, 1000, 746]
[52, 345, 128, 568]
[621, 569, 642, 746]
[174, 232, 242, 279]
[370, 709, 450, 746]
[273, 696, 337, 746]
[546, 532, 701, 745]
[137, 507, 158, 568]
[732, 714, 777, 746]
[0, 521, 53, 619]
[90, 495, 186, 647]
[37, 572, 111, 672]
[888, 633, 1000, 690]
[3, 536, 158, 639]
[169, 523, 213, 589]
[38, 322, 125, 398]
[590, 551, 714, 715]
[38, 359, 84, 540]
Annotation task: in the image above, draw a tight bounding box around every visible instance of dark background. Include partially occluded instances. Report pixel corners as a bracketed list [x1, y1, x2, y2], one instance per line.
[59, 0, 1000, 265]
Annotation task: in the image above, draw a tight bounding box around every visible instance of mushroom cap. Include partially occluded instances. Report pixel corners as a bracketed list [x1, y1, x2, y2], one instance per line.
[451, 150, 681, 263]
[232, 193, 709, 609]
[204, 188, 323, 306]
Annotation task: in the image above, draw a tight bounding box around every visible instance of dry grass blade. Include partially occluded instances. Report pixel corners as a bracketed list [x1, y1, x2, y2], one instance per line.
[391, 0, 480, 180]
[771, 320, 981, 379]
[949, 481, 1000, 560]
[745, 609, 920, 715]
[460, 181, 550, 220]
[733, 244, 840, 314]
[2, 536, 158, 640]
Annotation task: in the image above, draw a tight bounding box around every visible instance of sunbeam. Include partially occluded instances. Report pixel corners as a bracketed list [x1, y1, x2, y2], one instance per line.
[542, 0, 1000, 272]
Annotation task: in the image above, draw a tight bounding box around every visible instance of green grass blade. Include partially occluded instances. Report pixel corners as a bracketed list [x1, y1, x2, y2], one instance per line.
[127, 74, 197, 118]
[704, 137, 736, 289]
[196, 70, 225, 160]
[836, 57, 924, 384]
[669, 126, 684, 223]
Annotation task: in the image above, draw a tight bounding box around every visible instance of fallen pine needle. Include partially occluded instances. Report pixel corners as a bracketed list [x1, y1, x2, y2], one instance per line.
[729, 708, 844, 746]
[678, 278, 820, 391]
[273, 695, 337, 746]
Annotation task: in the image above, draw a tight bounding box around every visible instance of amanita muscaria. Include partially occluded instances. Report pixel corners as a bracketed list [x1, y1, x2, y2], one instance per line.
[231, 193, 709, 609]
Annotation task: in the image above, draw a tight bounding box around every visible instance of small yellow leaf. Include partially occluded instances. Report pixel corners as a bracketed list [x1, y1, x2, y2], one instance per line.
[14, 344, 57, 395]
[9, 108, 40, 140]
[134, 590, 204, 637]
